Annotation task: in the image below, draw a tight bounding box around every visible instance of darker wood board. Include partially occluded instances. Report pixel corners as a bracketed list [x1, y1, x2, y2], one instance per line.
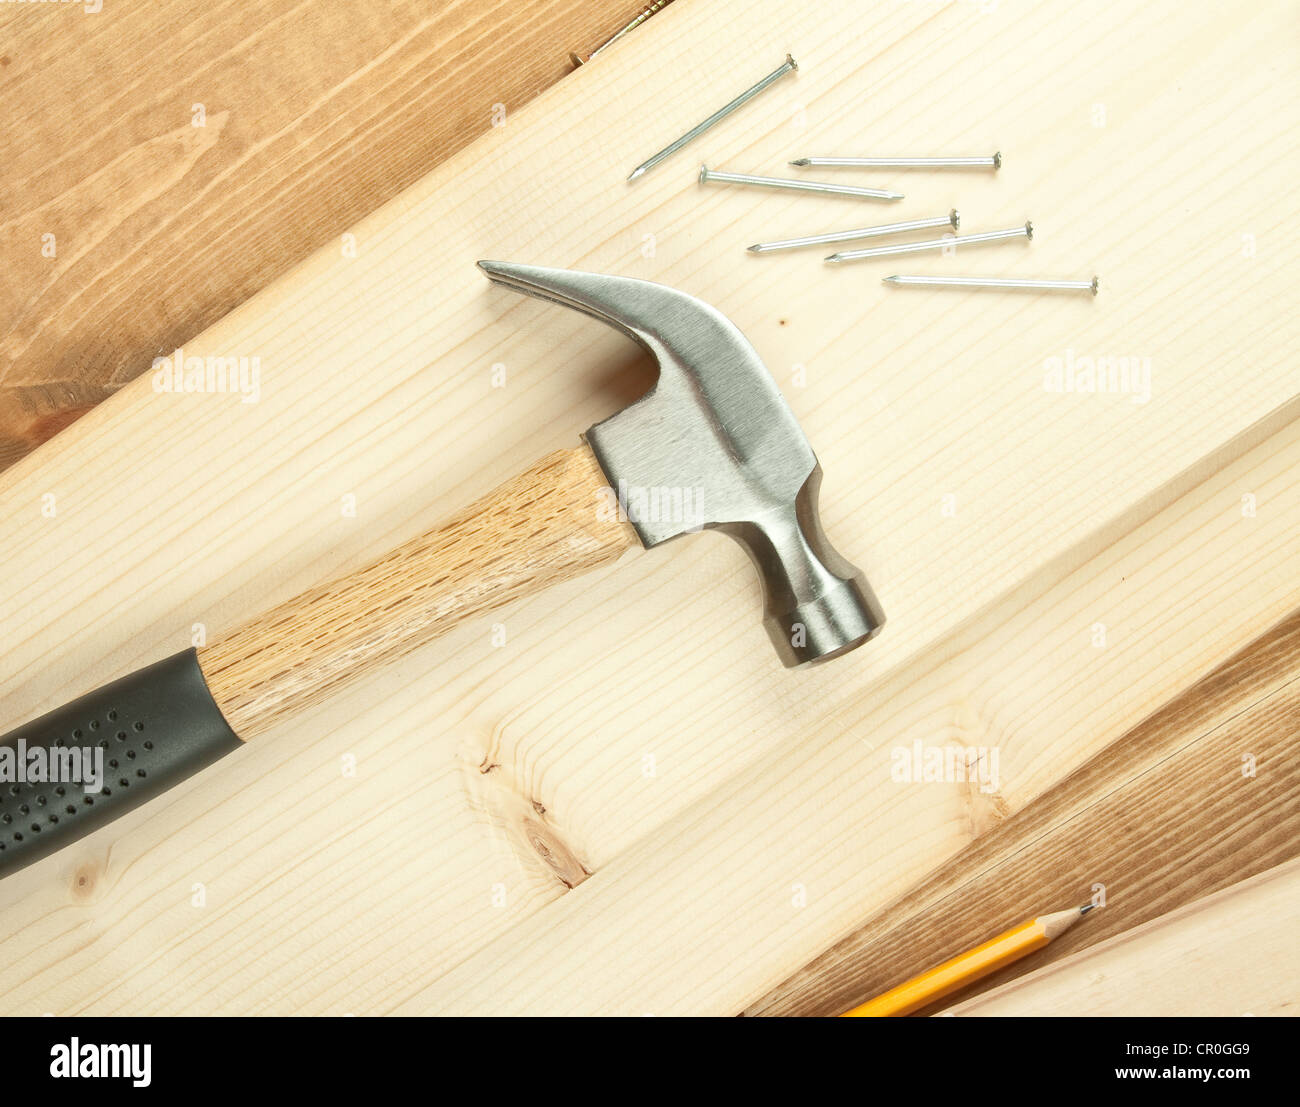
[0, 0, 660, 471]
[748, 607, 1300, 1016]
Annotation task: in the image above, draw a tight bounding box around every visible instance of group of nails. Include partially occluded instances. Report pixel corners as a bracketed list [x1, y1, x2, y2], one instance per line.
[627, 54, 1099, 297]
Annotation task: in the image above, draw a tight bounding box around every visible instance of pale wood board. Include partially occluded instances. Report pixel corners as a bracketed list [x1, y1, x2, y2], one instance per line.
[0, 0, 1296, 1014]
[943, 858, 1300, 1017]
[402, 410, 1300, 1016]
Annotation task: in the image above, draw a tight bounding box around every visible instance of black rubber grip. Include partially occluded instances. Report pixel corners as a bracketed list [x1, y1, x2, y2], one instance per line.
[0, 649, 241, 879]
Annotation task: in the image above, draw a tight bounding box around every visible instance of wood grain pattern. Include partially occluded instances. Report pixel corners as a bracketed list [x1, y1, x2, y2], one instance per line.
[199, 446, 634, 738]
[943, 858, 1300, 1017]
[400, 418, 1300, 1016]
[0, 0, 654, 471]
[750, 605, 1300, 1016]
[0, 0, 1295, 1014]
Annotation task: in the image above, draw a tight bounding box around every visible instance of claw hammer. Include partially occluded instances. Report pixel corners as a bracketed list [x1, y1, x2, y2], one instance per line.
[0, 263, 884, 880]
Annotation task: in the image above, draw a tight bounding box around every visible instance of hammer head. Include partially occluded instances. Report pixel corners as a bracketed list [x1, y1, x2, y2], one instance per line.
[478, 262, 885, 667]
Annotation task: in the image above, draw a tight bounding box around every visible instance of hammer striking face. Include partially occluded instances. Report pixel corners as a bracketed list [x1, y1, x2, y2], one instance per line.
[478, 261, 885, 666]
[0, 263, 884, 883]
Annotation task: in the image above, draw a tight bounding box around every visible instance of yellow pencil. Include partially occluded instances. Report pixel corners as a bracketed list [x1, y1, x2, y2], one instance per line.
[840, 904, 1094, 1017]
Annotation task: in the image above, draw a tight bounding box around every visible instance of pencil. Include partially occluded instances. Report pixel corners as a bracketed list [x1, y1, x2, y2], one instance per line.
[839, 904, 1094, 1017]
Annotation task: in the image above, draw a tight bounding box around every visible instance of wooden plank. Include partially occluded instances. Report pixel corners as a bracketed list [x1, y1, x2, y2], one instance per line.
[749, 606, 1300, 1016]
[0, 0, 655, 471]
[399, 415, 1300, 1016]
[943, 858, 1300, 1017]
[0, 0, 1296, 1014]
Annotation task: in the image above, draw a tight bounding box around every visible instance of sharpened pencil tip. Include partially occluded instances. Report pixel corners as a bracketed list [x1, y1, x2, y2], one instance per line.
[1079, 903, 1095, 915]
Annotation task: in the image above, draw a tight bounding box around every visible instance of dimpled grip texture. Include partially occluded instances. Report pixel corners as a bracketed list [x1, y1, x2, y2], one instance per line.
[0, 649, 241, 879]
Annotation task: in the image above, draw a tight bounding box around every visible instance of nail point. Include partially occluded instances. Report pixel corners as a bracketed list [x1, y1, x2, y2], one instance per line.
[790, 158, 810, 166]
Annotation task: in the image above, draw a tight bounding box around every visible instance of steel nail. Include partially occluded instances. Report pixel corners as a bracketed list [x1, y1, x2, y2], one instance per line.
[882, 275, 1098, 295]
[701, 165, 903, 202]
[791, 153, 1002, 170]
[748, 210, 959, 253]
[627, 54, 798, 181]
[826, 222, 1032, 263]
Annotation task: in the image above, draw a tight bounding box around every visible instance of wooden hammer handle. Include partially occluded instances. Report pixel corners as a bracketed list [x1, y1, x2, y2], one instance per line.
[197, 445, 634, 740]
